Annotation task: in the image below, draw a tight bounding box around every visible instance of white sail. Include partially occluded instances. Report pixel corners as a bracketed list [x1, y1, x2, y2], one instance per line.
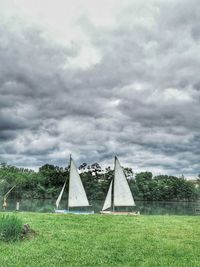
[68, 158, 90, 207]
[102, 180, 113, 211]
[114, 157, 135, 207]
[56, 181, 66, 208]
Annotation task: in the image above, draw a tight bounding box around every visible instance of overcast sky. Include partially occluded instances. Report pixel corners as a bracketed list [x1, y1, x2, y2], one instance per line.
[0, 0, 200, 176]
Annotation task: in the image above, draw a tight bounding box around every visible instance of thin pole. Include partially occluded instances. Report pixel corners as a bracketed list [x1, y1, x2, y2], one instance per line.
[67, 154, 72, 211]
[2, 185, 16, 210]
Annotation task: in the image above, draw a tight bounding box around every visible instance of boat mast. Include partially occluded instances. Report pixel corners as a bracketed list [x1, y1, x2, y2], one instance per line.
[67, 154, 72, 211]
[112, 156, 117, 212]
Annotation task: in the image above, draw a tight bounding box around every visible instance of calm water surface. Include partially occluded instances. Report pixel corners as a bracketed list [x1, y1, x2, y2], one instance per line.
[1, 198, 200, 215]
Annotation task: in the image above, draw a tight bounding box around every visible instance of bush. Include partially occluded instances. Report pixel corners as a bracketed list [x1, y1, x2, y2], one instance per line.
[0, 215, 23, 242]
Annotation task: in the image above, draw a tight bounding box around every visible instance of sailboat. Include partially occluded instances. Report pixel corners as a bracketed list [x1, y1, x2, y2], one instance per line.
[101, 156, 139, 215]
[55, 156, 94, 214]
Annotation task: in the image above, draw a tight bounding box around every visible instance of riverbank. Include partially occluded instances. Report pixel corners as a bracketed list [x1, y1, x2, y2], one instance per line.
[0, 213, 199, 267]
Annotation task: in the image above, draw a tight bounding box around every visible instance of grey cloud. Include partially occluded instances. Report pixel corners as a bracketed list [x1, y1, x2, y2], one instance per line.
[0, 130, 17, 141]
[0, 1, 200, 176]
[0, 113, 27, 130]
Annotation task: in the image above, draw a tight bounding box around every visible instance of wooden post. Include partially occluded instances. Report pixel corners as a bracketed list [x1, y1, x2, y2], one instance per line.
[16, 201, 20, 211]
[2, 199, 7, 210]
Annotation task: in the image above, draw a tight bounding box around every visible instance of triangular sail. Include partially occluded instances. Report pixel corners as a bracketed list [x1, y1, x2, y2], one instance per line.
[114, 157, 135, 207]
[56, 181, 66, 208]
[102, 180, 113, 211]
[68, 158, 90, 207]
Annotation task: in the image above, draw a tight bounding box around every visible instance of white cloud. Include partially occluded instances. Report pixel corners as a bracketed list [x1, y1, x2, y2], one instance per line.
[164, 88, 193, 102]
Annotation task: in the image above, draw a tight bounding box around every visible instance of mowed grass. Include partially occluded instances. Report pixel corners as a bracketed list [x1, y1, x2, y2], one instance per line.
[0, 213, 199, 267]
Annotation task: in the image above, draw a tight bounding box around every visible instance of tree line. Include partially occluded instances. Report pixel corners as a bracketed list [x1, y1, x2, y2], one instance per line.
[0, 162, 199, 201]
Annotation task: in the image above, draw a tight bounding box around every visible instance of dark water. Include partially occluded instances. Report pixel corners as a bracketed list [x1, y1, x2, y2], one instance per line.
[1, 198, 200, 215]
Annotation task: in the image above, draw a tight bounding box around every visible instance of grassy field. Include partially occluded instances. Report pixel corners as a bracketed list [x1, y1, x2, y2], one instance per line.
[0, 213, 199, 267]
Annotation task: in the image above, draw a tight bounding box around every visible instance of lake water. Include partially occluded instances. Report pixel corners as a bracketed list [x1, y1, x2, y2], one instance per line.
[1, 198, 200, 215]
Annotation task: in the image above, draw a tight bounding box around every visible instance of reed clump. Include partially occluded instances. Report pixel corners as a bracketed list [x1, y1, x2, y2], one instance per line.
[0, 214, 23, 242]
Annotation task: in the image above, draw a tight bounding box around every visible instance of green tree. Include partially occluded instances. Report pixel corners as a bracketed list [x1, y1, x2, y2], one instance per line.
[135, 172, 153, 200]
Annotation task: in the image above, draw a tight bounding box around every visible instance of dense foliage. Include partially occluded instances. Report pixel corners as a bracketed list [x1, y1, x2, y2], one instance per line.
[0, 162, 199, 201]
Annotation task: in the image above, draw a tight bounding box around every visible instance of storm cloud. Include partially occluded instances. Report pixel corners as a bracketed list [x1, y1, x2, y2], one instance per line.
[0, 0, 200, 176]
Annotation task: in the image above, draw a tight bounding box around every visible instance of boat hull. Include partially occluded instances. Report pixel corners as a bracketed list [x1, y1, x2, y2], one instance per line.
[100, 211, 140, 216]
[55, 209, 94, 215]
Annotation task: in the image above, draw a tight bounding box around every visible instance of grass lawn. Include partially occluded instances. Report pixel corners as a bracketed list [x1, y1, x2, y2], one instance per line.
[0, 213, 199, 267]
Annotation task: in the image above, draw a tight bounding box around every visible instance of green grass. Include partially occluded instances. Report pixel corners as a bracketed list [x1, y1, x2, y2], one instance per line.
[0, 213, 199, 267]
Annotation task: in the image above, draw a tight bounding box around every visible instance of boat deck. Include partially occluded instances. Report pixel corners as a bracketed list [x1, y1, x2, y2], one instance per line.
[55, 209, 94, 215]
[100, 211, 140, 215]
